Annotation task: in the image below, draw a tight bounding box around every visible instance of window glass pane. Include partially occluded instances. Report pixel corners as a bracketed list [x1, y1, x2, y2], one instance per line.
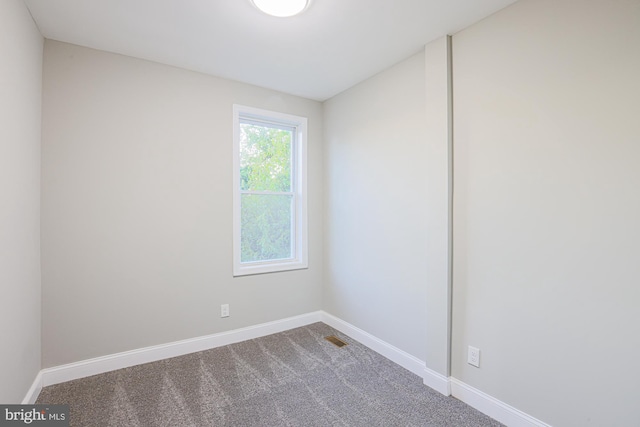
[240, 194, 293, 263]
[239, 123, 292, 192]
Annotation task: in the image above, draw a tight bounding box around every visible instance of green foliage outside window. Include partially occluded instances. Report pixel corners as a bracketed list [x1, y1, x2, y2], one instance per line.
[239, 123, 294, 262]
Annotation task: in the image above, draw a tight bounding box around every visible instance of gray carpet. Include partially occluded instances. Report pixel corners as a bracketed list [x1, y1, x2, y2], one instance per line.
[37, 322, 503, 427]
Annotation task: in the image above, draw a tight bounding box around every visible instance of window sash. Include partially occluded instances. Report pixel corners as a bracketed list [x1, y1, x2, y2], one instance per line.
[240, 193, 295, 263]
[239, 121, 295, 193]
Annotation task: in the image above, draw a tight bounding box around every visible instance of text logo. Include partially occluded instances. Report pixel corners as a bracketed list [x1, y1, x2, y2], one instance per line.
[0, 405, 69, 426]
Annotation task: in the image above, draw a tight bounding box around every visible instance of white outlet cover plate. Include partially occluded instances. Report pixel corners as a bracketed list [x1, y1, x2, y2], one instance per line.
[468, 346, 480, 367]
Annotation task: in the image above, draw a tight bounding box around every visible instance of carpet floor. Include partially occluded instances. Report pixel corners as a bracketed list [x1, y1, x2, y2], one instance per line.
[37, 322, 503, 426]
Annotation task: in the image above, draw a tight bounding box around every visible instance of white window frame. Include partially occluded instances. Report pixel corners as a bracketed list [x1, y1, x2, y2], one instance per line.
[232, 104, 308, 276]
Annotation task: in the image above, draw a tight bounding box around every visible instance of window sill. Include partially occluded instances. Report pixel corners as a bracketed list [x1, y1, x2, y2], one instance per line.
[233, 260, 308, 277]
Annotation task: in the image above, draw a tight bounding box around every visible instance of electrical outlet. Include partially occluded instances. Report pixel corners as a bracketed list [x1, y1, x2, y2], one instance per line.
[221, 304, 229, 318]
[468, 346, 480, 368]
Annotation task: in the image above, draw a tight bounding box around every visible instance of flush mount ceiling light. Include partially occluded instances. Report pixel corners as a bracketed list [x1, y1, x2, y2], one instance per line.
[251, 0, 309, 17]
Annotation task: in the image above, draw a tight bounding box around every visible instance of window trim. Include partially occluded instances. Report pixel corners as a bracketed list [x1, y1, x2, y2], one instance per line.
[232, 104, 308, 276]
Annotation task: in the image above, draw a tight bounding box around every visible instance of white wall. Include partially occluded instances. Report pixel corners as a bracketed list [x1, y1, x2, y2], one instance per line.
[41, 41, 323, 368]
[323, 52, 428, 361]
[0, 0, 43, 403]
[452, 0, 640, 425]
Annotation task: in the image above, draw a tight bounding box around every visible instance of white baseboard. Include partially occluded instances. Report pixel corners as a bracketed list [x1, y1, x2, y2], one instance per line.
[450, 378, 551, 427]
[21, 371, 43, 404]
[423, 366, 451, 396]
[25, 311, 549, 427]
[320, 313, 549, 427]
[320, 312, 427, 379]
[320, 313, 451, 397]
[38, 311, 323, 389]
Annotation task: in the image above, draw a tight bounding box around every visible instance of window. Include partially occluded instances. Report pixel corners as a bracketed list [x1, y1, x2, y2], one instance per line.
[233, 105, 308, 276]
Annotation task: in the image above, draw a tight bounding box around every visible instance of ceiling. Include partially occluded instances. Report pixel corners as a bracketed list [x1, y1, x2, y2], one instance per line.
[23, 0, 517, 101]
